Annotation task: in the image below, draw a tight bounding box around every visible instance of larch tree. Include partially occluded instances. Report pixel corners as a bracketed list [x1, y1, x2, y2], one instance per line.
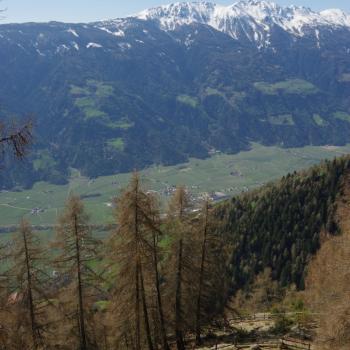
[0, 239, 12, 348]
[6, 219, 50, 349]
[53, 195, 101, 350]
[145, 193, 170, 350]
[108, 173, 156, 350]
[193, 199, 230, 345]
[166, 186, 195, 350]
[194, 199, 211, 345]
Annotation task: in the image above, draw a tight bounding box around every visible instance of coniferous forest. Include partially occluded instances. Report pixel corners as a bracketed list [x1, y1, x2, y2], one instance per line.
[220, 157, 350, 292]
[0, 174, 230, 349]
[2, 1, 350, 349]
[0, 156, 349, 349]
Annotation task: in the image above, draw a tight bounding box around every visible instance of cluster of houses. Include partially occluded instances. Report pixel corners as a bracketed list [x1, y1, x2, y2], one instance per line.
[31, 207, 45, 215]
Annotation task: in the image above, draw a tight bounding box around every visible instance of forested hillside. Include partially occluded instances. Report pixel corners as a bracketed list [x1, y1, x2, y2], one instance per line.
[1, 4, 350, 188]
[219, 156, 350, 294]
[1, 149, 350, 348]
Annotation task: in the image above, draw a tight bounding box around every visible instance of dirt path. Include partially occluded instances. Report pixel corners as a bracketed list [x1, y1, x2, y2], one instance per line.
[0, 203, 31, 211]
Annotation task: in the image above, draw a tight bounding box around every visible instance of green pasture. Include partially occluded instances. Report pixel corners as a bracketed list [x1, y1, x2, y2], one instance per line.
[1, 143, 350, 231]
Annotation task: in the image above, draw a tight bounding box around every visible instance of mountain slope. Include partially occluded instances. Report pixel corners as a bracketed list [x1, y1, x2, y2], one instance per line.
[218, 156, 350, 293]
[1, 1, 350, 188]
[305, 173, 350, 349]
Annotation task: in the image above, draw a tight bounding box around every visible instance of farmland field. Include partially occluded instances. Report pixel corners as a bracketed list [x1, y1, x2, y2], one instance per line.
[1, 143, 350, 232]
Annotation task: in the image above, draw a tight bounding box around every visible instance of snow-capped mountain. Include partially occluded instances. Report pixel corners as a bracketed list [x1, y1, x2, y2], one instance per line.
[135, 1, 350, 46]
[1, 0, 350, 188]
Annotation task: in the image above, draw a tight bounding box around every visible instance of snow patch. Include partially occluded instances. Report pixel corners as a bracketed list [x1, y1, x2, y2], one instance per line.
[36, 49, 46, 56]
[72, 42, 80, 50]
[118, 42, 132, 51]
[67, 28, 79, 37]
[99, 26, 125, 37]
[315, 29, 321, 48]
[16, 43, 25, 51]
[87, 42, 103, 48]
[56, 44, 70, 54]
[113, 29, 125, 37]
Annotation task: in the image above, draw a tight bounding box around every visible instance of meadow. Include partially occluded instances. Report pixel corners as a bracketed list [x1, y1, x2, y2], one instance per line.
[1, 143, 350, 232]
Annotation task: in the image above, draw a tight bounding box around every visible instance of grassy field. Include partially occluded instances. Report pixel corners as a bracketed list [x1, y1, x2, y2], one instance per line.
[1, 143, 350, 231]
[254, 79, 318, 95]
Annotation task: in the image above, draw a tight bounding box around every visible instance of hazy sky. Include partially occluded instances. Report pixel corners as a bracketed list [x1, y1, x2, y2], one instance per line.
[1, 0, 349, 24]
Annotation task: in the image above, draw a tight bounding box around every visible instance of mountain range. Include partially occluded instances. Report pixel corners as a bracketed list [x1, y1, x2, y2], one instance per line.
[137, 1, 350, 47]
[1, 0, 350, 188]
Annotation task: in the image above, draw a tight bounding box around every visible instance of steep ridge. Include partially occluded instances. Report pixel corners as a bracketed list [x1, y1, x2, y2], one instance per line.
[218, 156, 350, 294]
[136, 1, 350, 47]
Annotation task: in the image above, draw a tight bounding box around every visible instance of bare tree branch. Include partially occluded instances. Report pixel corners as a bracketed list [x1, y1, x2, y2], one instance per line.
[0, 119, 33, 160]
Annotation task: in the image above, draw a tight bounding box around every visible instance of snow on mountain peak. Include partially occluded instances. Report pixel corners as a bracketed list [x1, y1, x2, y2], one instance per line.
[320, 9, 350, 26]
[135, 1, 350, 45]
[137, 2, 216, 30]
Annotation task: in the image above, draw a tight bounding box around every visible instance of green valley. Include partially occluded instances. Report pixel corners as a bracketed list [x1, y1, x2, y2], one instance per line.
[1, 143, 350, 230]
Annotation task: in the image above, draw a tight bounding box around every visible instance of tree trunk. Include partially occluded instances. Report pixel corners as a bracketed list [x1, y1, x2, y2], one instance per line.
[195, 203, 209, 345]
[135, 263, 141, 350]
[140, 264, 154, 350]
[74, 214, 87, 350]
[23, 227, 38, 350]
[134, 178, 141, 350]
[152, 232, 170, 350]
[175, 239, 185, 350]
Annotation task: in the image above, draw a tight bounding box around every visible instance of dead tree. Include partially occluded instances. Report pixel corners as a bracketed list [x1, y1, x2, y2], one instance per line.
[0, 120, 32, 160]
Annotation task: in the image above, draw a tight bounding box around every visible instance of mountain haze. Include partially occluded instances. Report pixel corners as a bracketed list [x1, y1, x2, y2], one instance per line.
[1, 0, 350, 188]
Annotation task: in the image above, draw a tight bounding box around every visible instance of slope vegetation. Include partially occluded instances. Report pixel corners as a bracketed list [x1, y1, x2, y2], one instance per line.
[219, 156, 350, 294]
[1, 5, 350, 188]
[305, 173, 350, 349]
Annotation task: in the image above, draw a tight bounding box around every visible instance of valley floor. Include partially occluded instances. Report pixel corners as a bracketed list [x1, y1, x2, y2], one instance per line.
[1, 143, 350, 235]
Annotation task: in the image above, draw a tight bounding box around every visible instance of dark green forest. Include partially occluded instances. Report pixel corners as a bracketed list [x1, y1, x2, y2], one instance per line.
[219, 156, 350, 293]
